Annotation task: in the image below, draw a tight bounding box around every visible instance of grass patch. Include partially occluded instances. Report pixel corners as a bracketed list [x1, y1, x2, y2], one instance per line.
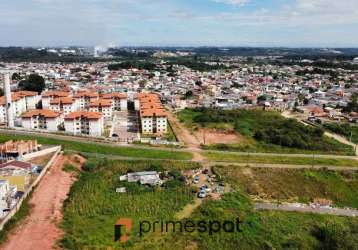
[163, 121, 178, 142]
[178, 108, 355, 155]
[60, 159, 358, 249]
[214, 165, 358, 209]
[323, 122, 358, 144]
[204, 151, 358, 167]
[0, 133, 192, 160]
[60, 159, 199, 249]
[63, 164, 78, 173]
[134, 191, 358, 250]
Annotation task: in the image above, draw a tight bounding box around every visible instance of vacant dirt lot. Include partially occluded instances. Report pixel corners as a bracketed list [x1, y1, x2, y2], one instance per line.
[1, 153, 83, 250]
[194, 128, 242, 145]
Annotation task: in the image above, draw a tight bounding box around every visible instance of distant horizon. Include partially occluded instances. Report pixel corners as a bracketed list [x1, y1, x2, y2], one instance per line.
[1, 1, 358, 48]
[1, 45, 358, 49]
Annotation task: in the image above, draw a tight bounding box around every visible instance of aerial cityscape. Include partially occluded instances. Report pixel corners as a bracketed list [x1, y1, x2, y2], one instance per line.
[0, 0, 358, 250]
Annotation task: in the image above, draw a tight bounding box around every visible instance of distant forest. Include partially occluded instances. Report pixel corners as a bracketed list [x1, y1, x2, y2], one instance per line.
[1, 46, 358, 64]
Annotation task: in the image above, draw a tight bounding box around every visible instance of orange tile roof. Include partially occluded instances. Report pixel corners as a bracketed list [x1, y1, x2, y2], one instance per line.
[73, 91, 99, 98]
[42, 91, 69, 98]
[101, 93, 127, 99]
[0, 93, 22, 105]
[140, 108, 166, 117]
[140, 103, 163, 110]
[65, 111, 102, 120]
[89, 99, 112, 107]
[16, 91, 38, 97]
[50, 97, 75, 105]
[21, 109, 61, 118]
[135, 93, 160, 100]
[136, 93, 167, 118]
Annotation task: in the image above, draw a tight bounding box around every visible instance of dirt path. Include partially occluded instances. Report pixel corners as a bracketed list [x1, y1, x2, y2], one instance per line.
[175, 199, 202, 220]
[325, 131, 358, 157]
[166, 110, 201, 149]
[1, 154, 77, 250]
[166, 110, 205, 162]
[255, 202, 358, 217]
[282, 111, 358, 158]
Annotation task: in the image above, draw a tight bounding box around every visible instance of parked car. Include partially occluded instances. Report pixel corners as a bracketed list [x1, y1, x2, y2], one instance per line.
[198, 190, 206, 198]
[200, 185, 211, 193]
[192, 176, 200, 184]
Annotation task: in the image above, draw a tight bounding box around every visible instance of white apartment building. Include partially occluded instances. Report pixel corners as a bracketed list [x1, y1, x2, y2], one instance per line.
[41, 91, 70, 108]
[50, 97, 78, 115]
[21, 109, 63, 132]
[101, 93, 127, 111]
[89, 99, 113, 120]
[64, 111, 103, 137]
[16, 91, 41, 110]
[0, 93, 26, 124]
[137, 93, 168, 135]
[73, 91, 99, 110]
[140, 109, 168, 134]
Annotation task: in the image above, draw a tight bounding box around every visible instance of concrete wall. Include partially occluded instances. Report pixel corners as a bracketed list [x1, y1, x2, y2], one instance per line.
[120, 99, 128, 111]
[64, 120, 76, 135]
[22, 146, 61, 161]
[21, 118, 32, 130]
[89, 118, 103, 137]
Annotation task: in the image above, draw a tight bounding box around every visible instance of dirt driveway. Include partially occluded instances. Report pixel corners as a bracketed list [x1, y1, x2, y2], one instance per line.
[1, 153, 80, 250]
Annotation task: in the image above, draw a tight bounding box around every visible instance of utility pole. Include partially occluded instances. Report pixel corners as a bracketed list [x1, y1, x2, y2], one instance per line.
[202, 129, 206, 145]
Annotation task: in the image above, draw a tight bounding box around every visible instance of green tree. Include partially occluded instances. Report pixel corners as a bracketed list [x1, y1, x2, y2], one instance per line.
[18, 74, 45, 93]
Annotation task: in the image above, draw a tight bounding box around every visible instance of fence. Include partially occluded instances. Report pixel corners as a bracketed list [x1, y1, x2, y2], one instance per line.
[0, 146, 62, 230]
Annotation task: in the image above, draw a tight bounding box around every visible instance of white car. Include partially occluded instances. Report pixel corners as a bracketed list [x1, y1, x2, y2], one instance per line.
[198, 190, 206, 198]
[192, 176, 200, 184]
[200, 185, 211, 193]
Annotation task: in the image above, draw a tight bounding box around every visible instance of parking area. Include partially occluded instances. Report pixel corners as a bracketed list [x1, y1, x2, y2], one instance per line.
[184, 167, 226, 200]
[111, 111, 140, 142]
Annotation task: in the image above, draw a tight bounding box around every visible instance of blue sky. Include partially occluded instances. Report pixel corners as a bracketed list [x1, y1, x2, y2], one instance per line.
[1, 0, 358, 47]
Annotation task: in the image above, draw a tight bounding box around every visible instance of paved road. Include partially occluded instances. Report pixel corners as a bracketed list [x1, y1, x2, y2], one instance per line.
[1, 128, 357, 161]
[255, 202, 358, 217]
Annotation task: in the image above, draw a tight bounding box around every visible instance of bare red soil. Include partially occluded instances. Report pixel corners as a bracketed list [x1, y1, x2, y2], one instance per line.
[194, 128, 242, 145]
